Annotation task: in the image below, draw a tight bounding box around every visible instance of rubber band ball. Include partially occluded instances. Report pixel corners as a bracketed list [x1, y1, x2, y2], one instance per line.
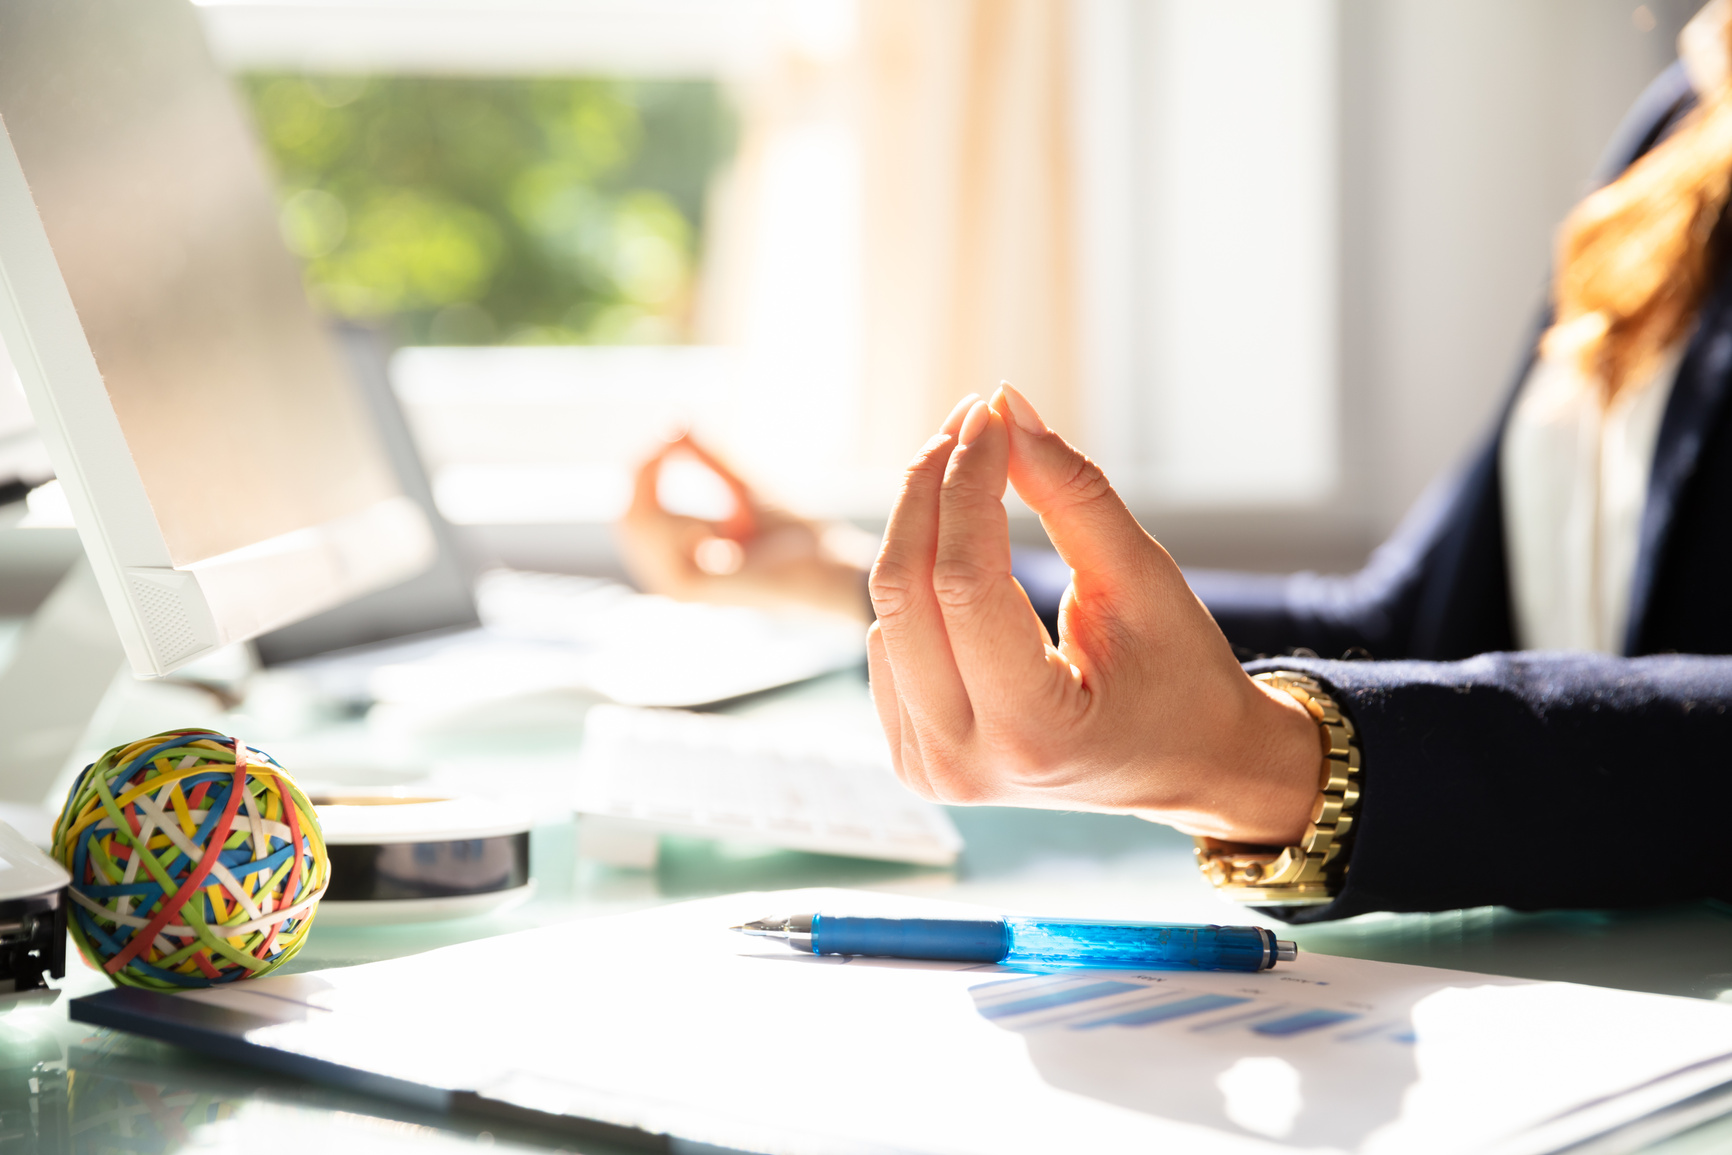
[51, 729, 328, 989]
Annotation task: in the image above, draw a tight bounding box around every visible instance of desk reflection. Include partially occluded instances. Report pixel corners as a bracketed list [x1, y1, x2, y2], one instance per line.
[970, 966, 1422, 1148]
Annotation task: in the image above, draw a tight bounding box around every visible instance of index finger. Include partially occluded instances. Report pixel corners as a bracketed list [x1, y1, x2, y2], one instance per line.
[867, 398, 982, 746]
[932, 402, 1066, 733]
[996, 383, 1159, 601]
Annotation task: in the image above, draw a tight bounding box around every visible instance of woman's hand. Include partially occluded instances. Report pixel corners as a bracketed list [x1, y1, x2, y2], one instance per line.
[866, 386, 1320, 844]
[617, 434, 877, 622]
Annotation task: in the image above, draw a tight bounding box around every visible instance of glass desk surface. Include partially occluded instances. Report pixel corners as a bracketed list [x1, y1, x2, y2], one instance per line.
[9, 669, 1732, 1154]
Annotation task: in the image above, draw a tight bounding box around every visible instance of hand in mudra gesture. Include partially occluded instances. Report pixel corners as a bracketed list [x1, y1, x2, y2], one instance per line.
[866, 386, 1320, 845]
[618, 434, 875, 623]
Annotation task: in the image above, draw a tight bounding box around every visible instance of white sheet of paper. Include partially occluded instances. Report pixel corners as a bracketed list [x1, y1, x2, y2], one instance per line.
[177, 889, 1732, 1154]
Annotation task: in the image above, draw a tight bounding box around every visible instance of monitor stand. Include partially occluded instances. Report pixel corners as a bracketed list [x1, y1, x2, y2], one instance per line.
[0, 553, 125, 845]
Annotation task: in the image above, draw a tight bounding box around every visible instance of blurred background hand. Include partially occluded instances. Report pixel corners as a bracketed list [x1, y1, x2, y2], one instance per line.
[617, 433, 877, 622]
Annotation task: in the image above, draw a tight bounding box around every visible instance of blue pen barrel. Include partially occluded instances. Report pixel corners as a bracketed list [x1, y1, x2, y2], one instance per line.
[811, 916, 1010, 962]
[807, 916, 1276, 972]
[1005, 918, 1272, 972]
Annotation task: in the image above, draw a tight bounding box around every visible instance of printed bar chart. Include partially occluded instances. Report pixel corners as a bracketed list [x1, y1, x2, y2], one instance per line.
[971, 973, 1377, 1044]
[1251, 1009, 1360, 1037]
[977, 981, 1146, 1021]
[1074, 993, 1251, 1030]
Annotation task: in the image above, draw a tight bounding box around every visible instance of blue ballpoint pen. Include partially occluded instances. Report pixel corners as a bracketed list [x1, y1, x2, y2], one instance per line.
[731, 913, 1299, 973]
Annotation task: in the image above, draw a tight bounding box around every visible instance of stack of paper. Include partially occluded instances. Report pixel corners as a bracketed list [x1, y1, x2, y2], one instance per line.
[75, 889, 1732, 1154]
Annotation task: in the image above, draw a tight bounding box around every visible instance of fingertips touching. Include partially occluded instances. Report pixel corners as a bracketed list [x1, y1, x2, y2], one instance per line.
[945, 401, 1009, 498]
[994, 382, 1048, 435]
[992, 384, 1054, 497]
[942, 393, 982, 436]
[957, 399, 991, 447]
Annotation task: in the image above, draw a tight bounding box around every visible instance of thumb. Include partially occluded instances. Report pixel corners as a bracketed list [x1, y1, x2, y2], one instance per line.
[991, 384, 1161, 598]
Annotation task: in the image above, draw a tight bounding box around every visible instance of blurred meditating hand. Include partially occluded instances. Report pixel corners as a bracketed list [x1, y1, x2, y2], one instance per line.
[617, 433, 878, 622]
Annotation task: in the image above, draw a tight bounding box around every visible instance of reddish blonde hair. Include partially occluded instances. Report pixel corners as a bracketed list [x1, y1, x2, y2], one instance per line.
[1545, 11, 1732, 397]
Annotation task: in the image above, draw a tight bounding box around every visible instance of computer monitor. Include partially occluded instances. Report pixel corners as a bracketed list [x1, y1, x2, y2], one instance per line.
[0, 0, 434, 679]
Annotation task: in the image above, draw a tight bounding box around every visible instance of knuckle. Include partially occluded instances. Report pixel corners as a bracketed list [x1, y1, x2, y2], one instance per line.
[1052, 453, 1115, 509]
[892, 466, 938, 508]
[900, 776, 943, 803]
[930, 557, 998, 610]
[915, 746, 995, 805]
[867, 559, 920, 617]
[893, 747, 936, 798]
[941, 467, 1004, 508]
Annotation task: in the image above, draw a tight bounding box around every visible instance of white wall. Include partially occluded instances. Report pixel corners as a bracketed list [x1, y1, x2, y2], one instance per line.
[1078, 0, 1694, 573]
[1077, 0, 1340, 510]
[1340, 0, 1689, 539]
[1145, 0, 1340, 507]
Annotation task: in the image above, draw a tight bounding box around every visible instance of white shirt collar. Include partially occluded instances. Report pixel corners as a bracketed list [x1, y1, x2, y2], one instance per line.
[1681, 0, 1729, 97]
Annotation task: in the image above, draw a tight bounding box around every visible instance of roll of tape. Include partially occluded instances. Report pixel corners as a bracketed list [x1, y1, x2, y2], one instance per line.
[312, 796, 534, 925]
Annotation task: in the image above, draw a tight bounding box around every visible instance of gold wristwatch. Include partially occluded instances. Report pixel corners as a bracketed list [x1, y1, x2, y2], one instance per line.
[1193, 671, 1361, 905]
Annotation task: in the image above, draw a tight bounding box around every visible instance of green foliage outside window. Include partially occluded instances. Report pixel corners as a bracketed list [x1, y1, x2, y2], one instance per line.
[240, 74, 736, 345]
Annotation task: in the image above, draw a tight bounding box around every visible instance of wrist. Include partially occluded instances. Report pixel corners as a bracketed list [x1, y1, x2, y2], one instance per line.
[1194, 671, 1362, 906]
[1227, 676, 1326, 844]
[1126, 675, 1319, 840]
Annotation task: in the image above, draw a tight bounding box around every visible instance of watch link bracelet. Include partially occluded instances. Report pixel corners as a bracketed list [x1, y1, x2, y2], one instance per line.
[1194, 671, 1361, 906]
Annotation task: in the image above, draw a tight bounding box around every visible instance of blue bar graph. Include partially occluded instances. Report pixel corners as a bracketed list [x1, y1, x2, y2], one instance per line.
[969, 978, 1025, 993]
[971, 975, 1381, 1045]
[977, 980, 1145, 1020]
[1336, 1019, 1414, 1044]
[1187, 1004, 1294, 1033]
[1251, 1009, 1361, 1037]
[1072, 993, 1250, 1029]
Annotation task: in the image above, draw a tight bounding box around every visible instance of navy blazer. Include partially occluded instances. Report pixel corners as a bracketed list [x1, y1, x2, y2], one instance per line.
[1014, 62, 1732, 921]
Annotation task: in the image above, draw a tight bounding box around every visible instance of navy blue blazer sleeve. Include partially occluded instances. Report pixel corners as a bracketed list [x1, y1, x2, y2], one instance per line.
[1014, 438, 1524, 662]
[1248, 652, 1732, 923]
[1186, 442, 1514, 661]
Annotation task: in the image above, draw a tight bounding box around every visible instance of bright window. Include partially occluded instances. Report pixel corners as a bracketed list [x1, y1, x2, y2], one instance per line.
[241, 75, 735, 346]
[202, 0, 1344, 528]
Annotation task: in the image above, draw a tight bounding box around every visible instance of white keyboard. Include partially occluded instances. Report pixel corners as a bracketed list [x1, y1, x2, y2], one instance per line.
[474, 571, 868, 708]
[301, 570, 869, 711]
[572, 705, 963, 867]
